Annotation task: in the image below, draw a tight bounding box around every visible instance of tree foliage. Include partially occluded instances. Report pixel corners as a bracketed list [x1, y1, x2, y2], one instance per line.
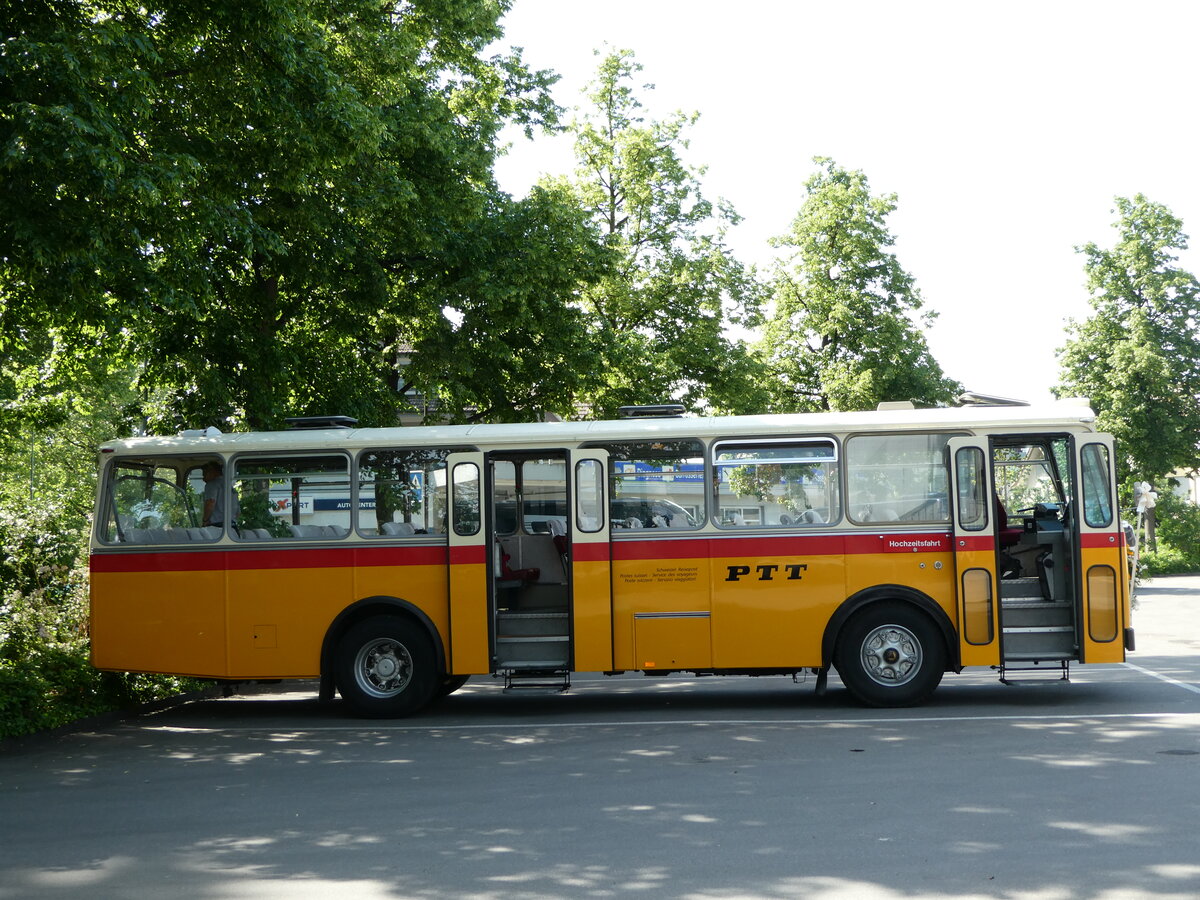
[392, 183, 609, 423]
[755, 158, 959, 412]
[554, 49, 763, 417]
[2, 0, 604, 430]
[0, 0, 613, 737]
[1057, 195, 1200, 482]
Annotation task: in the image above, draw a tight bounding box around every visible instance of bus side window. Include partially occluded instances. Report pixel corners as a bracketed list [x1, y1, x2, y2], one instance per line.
[587, 439, 704, 530]
[102, 459, 210, 543]
[356, 447, 469, 537]
[713, 439, 840, 528]
[846, 433, 955, 525]
[233, 454, 351, 540]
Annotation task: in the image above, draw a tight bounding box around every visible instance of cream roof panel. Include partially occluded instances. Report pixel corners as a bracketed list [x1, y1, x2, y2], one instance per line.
[98, 402, 1097, 457]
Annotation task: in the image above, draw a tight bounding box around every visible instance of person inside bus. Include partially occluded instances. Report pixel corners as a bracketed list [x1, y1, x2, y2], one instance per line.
[201, 461, 240, 529]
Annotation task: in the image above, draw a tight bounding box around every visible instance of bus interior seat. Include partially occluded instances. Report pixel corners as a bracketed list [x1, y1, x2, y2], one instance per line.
[995, 500, 1023, 549]
[496, 541, 540, 585]
[126, 528, 191, 543]
[381, 521, 415, 536]
[546, 518, 568, 560]
[287, 524, 348, 539]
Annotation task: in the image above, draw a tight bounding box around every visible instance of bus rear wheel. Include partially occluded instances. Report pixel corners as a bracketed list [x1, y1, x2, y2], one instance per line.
[834, 602, 946, 707]
[336, 615, 436, 718]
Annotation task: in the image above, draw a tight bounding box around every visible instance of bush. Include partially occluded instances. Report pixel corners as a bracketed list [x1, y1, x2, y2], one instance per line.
[0, 655, 206, 740]
[0, 497, 202, 740]
[1138, 547, 1200, 578]
[1134, 492, 1200, 578]
[0, 502, 90, 663]
[1153, 492, 1200, 562]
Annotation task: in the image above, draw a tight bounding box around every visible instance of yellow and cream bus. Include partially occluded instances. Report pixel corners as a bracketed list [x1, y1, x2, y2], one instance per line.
[89, 401, 1134, 715]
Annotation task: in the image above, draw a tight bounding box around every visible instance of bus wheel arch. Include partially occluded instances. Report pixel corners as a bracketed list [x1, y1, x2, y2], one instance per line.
[824, 586, 957, 708]
[320, 596, 447, 714]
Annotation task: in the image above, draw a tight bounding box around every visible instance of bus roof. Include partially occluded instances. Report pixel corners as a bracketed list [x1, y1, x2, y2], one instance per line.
[97, 401, 1099, 457]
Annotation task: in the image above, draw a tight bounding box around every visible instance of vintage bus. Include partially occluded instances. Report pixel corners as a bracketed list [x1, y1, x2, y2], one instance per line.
[89, 401, 1134, 715]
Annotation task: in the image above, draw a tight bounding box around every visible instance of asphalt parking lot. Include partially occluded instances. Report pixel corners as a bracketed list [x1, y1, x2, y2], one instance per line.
[2, 576, 1198, 899]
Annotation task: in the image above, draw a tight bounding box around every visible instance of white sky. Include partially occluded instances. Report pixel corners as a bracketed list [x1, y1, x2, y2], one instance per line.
[491, 0, 1200, 405]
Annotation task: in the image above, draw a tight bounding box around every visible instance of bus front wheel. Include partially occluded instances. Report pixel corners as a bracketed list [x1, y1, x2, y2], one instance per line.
[834, 602, 946, 707]
[335, 615, 436, 718]
[434, 674, 470, 700]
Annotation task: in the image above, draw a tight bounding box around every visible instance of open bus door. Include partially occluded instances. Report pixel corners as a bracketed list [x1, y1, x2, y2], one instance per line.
[445, 448, 614, 687]
[948, 437, 1002, 668]
[446, 451, 489, 674]
[1071, 434, 1132, 663]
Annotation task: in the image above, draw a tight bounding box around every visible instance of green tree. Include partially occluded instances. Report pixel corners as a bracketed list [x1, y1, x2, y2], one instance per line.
[755, 158, 959, 412]
[387, 183, 609, 423]
[2, 0, 602, 431]
[1057, 195, 1200, 483]
[554, 49, 763, 417]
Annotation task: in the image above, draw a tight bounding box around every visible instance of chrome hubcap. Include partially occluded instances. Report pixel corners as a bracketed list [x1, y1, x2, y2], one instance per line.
[354, 638, 413, 698]
[860, 624, 922, 687]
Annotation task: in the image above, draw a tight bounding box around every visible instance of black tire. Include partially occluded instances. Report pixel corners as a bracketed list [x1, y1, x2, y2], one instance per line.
[433, 674, 470, 700]
[834, 601, 946, 708]
[335, 615, 437, 718]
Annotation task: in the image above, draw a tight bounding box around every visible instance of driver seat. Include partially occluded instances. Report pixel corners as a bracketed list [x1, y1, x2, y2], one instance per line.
[995, 500, 1022, 548]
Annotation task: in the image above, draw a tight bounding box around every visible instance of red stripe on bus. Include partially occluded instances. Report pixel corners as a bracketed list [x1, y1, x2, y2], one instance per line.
[91, 530, 958, 574]
[448, 545, 486, 565]
[878, 534, 953, 553]
[91, 551, 232, 573]
[1081, 532, 1122, 549]
[612, 532, 951, 561]
[572, 542, 612, 562]
[91, 544, 449, 574]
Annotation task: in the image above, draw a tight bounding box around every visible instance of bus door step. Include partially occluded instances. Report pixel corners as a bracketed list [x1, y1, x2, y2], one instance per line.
[995, 660, 1070, 685]
[501, 669, 571, 692]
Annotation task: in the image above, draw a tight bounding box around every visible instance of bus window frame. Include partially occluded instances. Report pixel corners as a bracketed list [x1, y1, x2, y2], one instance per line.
[229, 450, 354, 541]
[1080, 441, 1115, 529]
[353, 445, 475, 539]
[581, 436, 708, 533]
[953, 445, 989, 532]
[843, 430, 965, 527]
[710, 434, 842, 529]
[97, 455, 219, 545]
[991, 436, 1071, 517]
